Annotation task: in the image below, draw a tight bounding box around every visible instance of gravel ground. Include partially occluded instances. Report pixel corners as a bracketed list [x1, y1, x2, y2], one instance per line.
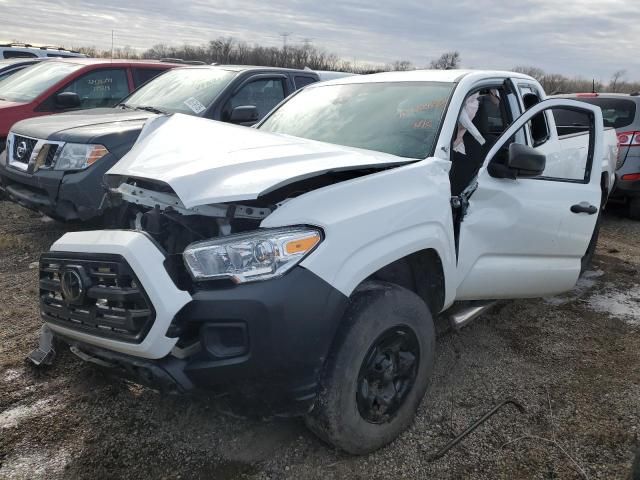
[0, 199, 638, 479]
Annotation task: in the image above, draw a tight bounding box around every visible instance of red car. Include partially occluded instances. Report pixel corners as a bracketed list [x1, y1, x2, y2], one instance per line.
[0, 58, 180, 152]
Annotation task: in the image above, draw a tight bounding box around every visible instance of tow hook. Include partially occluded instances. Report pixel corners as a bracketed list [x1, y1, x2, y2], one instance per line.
[27, 325, 56, 366]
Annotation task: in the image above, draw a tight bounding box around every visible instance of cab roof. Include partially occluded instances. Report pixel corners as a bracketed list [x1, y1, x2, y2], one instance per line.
[311, 69, 537, 86]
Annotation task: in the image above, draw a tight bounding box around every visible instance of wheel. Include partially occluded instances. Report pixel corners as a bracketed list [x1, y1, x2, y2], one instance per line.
[580, 208, 602, 275]
[629, 197, 640, 220]
[305, 281, 435, 454]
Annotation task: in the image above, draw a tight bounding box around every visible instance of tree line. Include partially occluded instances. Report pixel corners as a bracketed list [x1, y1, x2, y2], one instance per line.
[75, 38, 461, 74]
[75, 38, 638, 93]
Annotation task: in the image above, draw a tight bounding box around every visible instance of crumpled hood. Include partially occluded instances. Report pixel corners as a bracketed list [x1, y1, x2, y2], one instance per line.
[108, 114, 411, 208]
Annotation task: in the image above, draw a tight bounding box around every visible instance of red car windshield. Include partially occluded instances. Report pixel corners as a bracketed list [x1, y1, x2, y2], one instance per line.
[0, 61, 82, 103]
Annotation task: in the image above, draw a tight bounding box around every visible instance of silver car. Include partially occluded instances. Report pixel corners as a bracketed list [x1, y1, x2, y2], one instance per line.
[560, 93, 640, 219]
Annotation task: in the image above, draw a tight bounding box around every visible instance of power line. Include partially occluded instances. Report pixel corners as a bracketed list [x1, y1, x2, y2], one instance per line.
[279, 32, 292, 48]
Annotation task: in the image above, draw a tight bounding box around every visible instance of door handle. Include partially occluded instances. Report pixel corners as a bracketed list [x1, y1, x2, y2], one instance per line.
[571, 202, 598, 215]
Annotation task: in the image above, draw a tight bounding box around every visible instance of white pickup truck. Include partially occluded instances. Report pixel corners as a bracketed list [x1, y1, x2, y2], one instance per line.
[35, 70, 618, 453]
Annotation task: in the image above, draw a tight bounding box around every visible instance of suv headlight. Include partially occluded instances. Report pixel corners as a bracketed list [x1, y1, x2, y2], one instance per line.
[183, 227, 322, 283]
[54, 143, 109, 170]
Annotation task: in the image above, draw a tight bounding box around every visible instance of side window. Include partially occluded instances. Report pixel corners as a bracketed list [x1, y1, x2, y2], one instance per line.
[449, 87, 512, 195]
[132, 68, 166, 88]
[491, 106, 594, 183]
[294, 76, 317, 89]
[519, 85, 550, 146]
[226, 78, 286, 121]
[58, 68, 129, 108]
[3, 50, 37, 59]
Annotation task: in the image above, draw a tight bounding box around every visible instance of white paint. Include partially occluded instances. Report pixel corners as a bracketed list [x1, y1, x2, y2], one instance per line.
[544, 270, 603, 305]
[456, 99, 604, 299]
[108, 113, 409, 208]
[49, 230, 192, 359]
[263, 158, 458, 306]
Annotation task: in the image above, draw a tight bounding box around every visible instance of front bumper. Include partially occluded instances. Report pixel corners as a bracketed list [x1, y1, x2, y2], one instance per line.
[43, 230, 348, 413]
[0, 150, 116, 221]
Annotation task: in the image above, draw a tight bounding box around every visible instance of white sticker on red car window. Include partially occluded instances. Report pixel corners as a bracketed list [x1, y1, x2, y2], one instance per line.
[184, 97, 206, 114]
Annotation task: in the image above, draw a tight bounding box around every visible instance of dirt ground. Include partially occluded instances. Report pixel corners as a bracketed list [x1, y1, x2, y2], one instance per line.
[0, 199, 638, 480]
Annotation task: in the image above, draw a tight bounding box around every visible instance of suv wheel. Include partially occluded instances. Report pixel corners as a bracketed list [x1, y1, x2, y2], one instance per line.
[305, 281, 435, 454]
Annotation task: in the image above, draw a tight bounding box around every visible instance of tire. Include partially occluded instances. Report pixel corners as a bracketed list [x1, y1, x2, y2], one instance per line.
[629, 197, 640, 221]
[305, 281, 435, 454]
[580, 209, 601, 275]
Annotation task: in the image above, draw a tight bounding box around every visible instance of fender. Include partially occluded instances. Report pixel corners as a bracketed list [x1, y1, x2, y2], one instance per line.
[261, 158, 458, 310]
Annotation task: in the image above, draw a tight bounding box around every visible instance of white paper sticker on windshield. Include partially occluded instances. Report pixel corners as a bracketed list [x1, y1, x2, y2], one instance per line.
[184, 97, 206, 114]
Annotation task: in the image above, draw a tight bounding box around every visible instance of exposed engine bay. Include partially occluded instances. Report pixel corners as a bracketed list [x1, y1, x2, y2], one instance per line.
[106, 167, 389, 265]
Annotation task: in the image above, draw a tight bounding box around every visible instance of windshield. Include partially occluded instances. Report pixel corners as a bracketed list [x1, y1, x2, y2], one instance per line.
[259, 81, 454, 159]
[123, 68, 237, 115]
[0, 61, 82, 102]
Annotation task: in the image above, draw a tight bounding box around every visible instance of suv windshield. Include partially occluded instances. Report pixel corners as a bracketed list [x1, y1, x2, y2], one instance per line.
[122, 68, 237, 115]
[259, 81, 454, 159]
[0, 61, 82, 102]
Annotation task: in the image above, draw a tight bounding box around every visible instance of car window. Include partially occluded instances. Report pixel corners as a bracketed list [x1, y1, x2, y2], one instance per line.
[59, 68, 129, 108]
[294, 76, 317, 89]
[260, 81, 454, 159]
[0, 68, 21, 82]
[0, 61, 82, 102]
[565, 97, 636, 129]
[123, 67, 236, 115]
[3, 50, 37, 59]
[519, 85, 550, 146]
[226, 78, 286, 121]
[132, 68, 167, 88]
[508, 107, 593, 182]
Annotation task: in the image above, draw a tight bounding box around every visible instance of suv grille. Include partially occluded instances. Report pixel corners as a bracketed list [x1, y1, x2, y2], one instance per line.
[39, 253, 155, 343]
[12, 135, 38, 164]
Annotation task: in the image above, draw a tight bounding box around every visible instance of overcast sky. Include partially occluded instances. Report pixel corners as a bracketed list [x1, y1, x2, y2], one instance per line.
[2, 0, 639, 80]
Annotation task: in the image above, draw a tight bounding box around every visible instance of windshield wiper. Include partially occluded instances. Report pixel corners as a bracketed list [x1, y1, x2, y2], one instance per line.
[135, 106, 167, 114]
[117, 103, 133, 110]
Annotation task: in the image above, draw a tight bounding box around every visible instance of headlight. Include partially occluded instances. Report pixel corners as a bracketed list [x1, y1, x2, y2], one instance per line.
[183, 227, 322, 283]
[54, 143, 109, 170]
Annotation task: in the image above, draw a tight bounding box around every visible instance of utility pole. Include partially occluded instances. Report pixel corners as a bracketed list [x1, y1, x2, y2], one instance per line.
[111, 30, 114, 60]
[279, 32, 291, 49]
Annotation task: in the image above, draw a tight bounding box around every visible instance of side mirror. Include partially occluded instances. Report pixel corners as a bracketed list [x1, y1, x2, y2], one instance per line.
[230, 105, 259, 124]
[55, 92, 81, 109]
[507, 143, 546, 177]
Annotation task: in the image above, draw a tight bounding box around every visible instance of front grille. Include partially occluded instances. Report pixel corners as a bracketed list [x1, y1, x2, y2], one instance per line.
[12, 135, 38, 164]
[44, 144, 59, 167]
[39, 253, 155, 343]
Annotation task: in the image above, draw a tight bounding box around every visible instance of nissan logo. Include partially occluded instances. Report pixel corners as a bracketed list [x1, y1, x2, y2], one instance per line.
[15, 141, 28, 160]
[60, 269, 84, 304]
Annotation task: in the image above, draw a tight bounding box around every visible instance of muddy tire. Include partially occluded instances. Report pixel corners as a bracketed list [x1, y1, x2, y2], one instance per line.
[305, 281, 435, 454]
[629, 198, 640, 221]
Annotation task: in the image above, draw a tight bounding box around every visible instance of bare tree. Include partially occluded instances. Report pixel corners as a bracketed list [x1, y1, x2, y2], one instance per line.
[430, 51, 460, 70]
[389, 60, 414, 71]
[610, 70, 626, 93]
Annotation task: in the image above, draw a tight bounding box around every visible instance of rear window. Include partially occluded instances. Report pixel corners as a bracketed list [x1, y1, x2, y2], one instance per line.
[569, 97, 636, 129]
[3, 50, 37, 59]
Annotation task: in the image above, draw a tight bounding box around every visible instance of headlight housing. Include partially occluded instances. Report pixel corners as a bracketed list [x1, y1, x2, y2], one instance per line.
[54, 143, 109, 170]
[183, 227, 322, 283]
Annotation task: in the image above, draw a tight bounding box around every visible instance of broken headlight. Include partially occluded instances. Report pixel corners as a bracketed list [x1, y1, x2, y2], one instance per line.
[54, 143, 109, 170]
[183, 227, 322, 283]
